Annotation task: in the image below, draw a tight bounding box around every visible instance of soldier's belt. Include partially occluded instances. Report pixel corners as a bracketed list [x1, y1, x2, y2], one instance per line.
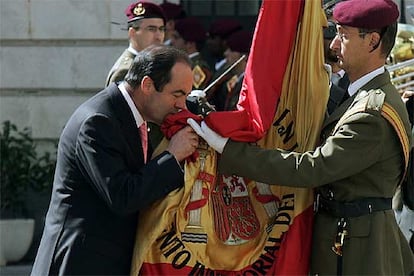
[317, 196, 392, 218]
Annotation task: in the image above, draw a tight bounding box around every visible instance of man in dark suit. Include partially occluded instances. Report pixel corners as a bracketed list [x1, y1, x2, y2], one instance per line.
[189, 0, 414, 274]
[31, 45, 199, 276]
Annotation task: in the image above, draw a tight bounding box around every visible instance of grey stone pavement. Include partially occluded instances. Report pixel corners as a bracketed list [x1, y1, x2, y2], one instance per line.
[0, 264, 32, 276]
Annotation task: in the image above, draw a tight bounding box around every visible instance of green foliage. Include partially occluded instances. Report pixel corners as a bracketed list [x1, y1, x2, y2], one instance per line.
[0, 121, 56, 218]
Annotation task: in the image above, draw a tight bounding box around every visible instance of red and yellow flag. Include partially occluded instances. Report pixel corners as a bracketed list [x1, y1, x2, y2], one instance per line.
[131, 0, 329, 274]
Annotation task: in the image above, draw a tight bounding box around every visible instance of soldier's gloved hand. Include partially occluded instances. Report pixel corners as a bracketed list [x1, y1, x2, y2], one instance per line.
[187, 118, 228, 154]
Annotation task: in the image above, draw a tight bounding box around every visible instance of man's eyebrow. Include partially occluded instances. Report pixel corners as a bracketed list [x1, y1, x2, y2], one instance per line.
[173, 89, 188, 96]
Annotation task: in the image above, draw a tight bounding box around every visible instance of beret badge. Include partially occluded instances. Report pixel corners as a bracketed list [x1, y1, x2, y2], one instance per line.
[133, 3, 146, 16]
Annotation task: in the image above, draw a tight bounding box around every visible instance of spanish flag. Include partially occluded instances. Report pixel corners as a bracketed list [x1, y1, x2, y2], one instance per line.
[131, 0, 329, 274]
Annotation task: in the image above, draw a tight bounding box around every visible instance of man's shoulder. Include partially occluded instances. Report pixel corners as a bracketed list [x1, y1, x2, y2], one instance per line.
[365, 89, 386, 113]
[347, 88, 410, 133]
[115, 50, 135, 70]
[106, 50, 135, 86]
[364, 87, 408, 121]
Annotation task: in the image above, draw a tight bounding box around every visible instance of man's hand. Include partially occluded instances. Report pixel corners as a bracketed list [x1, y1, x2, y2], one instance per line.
[187, 118, 228, 154]
[167, 126, 199, 162]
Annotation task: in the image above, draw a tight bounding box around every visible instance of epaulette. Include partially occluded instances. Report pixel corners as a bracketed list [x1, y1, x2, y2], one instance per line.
[338, 89, 385, 117]
[365, 89, 385, 113]
[193, 65, 207, 89]
[121, 55, 133, 67]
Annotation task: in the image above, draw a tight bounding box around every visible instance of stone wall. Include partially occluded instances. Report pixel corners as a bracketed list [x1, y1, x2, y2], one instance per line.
[0, 0, 166, 146]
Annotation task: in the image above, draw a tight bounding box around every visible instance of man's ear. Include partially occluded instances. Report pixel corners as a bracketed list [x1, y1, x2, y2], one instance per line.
[128, 27, 136, 39]
[141, 76, 153, 95]
[369, 32, 381, 48]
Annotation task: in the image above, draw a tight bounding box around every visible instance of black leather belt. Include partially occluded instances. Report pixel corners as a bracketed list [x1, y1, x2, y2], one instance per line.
[316, 195, 392, 218]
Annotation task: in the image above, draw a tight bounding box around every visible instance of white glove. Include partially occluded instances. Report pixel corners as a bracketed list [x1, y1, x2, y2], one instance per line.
[187, 118, 229, 154]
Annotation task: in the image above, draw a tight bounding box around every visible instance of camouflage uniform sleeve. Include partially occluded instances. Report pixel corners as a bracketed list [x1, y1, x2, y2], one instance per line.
[106, 68, 129, 87]
[105, 51, 134, 87]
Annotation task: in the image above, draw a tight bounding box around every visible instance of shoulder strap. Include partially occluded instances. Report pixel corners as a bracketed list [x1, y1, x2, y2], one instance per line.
[381, 102, 410, 183]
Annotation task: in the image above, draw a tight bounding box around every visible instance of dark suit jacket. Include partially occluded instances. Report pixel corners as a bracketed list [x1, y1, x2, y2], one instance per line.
[31, 83, 184, 276]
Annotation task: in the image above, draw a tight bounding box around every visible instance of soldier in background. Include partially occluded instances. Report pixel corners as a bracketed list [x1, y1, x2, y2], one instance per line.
[209, 30, 252, 111]
[171, 17, 213, 90]
[160, 1, 186, 46]
[203, 18, 243, 74]
[105, 1, 166, 86]
[202, 19, 243, 105]
[105, 1, 166, 149]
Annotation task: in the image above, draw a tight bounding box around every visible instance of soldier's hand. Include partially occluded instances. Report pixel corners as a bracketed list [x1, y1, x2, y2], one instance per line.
[187, 119, 228, 154]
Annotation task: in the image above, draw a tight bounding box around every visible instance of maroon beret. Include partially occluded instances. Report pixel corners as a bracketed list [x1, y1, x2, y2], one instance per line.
[208, 19, 242, 39]
[125, 1, 166, 24]
[333, 0, 399, 29]
[160, 2, 186, 21]
[175, 17, 206, 42]
[227, 30, 253, 53]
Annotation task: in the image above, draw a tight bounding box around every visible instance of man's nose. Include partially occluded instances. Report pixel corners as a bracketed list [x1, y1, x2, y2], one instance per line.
[176, 97, 188, 110]
[330, 36, 340, 51]
[155, 32, 164, 40]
